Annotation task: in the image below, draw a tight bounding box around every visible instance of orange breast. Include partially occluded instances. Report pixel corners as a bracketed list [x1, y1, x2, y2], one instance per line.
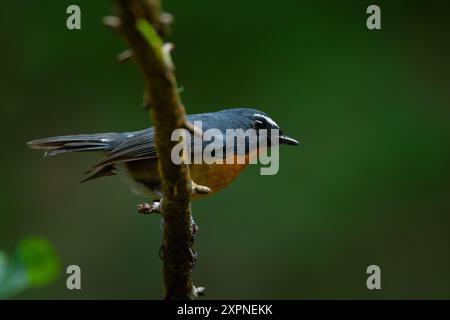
[189, 154, 250, 199]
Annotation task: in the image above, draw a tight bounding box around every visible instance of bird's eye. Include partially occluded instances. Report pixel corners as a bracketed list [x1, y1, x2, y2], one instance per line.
[254, 120, 264, 129]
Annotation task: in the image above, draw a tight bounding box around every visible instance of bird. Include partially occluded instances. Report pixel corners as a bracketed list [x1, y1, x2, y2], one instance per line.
[27, 108, 299, 203]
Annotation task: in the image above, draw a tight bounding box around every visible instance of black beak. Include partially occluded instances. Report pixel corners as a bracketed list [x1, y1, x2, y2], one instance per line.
[279, 135, 299, 146]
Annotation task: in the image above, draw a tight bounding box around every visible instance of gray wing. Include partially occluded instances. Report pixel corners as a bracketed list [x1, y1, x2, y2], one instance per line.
[82, 128, 157, 182]
[81, 111, 227, 182]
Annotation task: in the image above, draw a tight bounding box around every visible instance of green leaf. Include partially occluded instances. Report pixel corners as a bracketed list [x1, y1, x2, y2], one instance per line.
[15, 237, 60, 288]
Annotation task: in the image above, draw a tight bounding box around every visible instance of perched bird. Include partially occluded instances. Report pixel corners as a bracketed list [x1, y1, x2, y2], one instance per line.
[28, 108, 299, 201]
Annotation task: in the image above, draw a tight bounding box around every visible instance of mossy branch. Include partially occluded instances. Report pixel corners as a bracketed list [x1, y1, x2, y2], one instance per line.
[114, 0, 203, 300]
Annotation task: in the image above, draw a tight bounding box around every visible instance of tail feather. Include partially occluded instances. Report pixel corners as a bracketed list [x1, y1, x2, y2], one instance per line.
[27, 133, 123, 157]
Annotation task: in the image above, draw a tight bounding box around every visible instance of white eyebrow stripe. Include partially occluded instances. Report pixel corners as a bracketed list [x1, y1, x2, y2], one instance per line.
[254, 113, 279, 127]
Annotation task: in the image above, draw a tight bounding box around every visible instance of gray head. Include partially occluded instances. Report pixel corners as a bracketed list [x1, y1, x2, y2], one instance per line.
[207, 108, 300, 146]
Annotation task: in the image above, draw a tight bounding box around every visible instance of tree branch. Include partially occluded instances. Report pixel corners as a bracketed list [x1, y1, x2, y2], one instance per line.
[114, 0, 203, 300]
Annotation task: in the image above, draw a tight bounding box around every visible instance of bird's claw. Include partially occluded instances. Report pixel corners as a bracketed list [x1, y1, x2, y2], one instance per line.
[137, 201, 161, 214]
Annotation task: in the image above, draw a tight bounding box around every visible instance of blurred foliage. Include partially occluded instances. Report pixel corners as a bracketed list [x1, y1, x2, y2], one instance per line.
[16, 237, 60, 287]
[0, 237, 60, 299]
[0, 0, 449, 299]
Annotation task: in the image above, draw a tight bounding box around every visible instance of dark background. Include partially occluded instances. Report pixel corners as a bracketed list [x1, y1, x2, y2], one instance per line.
[1, 0, 449, 299]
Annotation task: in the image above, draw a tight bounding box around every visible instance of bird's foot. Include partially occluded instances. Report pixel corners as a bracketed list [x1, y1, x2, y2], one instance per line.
[137, 200, 161, 215]
[190, 181, 211, 196]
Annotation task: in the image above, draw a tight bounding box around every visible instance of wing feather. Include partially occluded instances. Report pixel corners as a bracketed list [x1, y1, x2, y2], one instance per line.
[84, 128, 157, 174]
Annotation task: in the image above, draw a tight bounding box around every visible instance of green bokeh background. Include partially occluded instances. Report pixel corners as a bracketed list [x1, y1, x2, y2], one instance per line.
[1, 0, 449, 299]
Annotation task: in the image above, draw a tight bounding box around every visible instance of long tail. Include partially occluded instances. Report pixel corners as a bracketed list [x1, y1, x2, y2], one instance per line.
[27, 132, 125, 157]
